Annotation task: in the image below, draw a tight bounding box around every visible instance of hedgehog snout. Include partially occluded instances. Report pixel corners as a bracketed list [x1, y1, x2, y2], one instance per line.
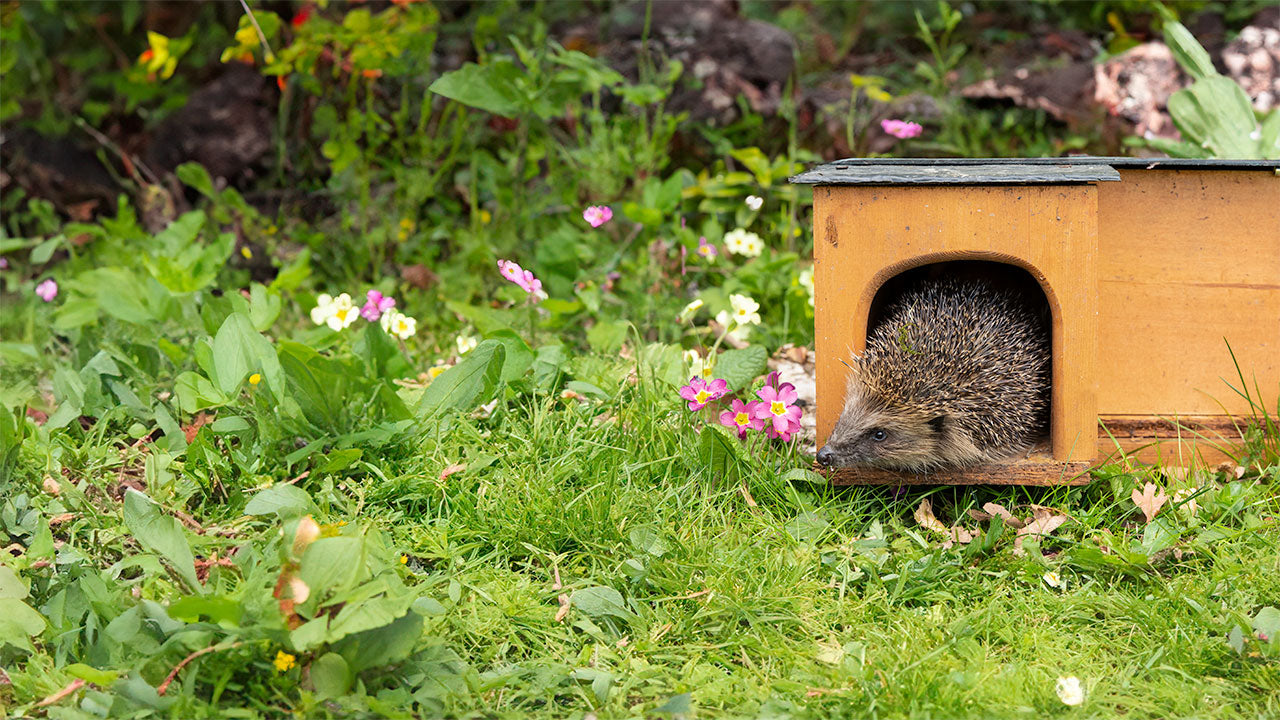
[816, 446, 835, 466]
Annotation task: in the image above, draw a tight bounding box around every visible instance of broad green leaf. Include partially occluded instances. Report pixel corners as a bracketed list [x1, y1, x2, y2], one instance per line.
[1253, 607, 1280, 641]
[0, 564, 27, 599]
[299, 537, 365, 599]
[0, 597, 47, 652]
[173, 371, 230, 413]
[310, 652, 352, 699]
[484, 329, 534, 383]
[123, 489, 203, 593]
[428, 60, 524, 117]
[629, 528, 670, 557]
[1168, 77, 1260, 159]
[244, 484, 317, 518]
[698, 424, 741, 479]
[333, 612, 423, 673]
[418, 340, 505, 416]
[167, 595, 243, 625]
[176, 162, 216, 199]
[570, 586, 633, 621]
[782, 468, 828, 484]
[65, 663, 120, 686]
[639, 342, 684, 388]
[713, 345, 767, 392]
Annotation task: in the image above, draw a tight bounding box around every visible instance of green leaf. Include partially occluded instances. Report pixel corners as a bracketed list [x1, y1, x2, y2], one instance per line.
[1167, 77, 1261, 159]
[176, 163, 216, 199]
[65, 663, 120, 686]
[654, 693, 692, 715]
[1253, 607, 1280, 641]
[569, 586, 633, 621]
[1162, 21, 1217, 81]
[332, 611, 423, 673]
[418, 340, 505, 416]
[1140, 514, 1180, 554]
[244, 484, 316, 518]
[310, 652, 352, 699]
[628, 528, 670, 557]
[0, 597, 47, 652]
[639, 342, 685, 388]
[318, 448, 363, 475]
[299, 537, 364, 599]
[586, 320, 629, 354]
[484, 329, 534, 383]
[173, 371, 230, 413]
[712, 345, 767, 392]
[122, 489, 203, 593]
[698, 424, 741, 479]
[428, 60, 524, 117]
[0, 564, 27, 599]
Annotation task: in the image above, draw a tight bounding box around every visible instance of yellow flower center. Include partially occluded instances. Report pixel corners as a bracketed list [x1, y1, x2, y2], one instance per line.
[700, 366, 714, 378]
[695, 390, 711, 405]
[771, 401, 786, 416]
[734, 412, 751, 426]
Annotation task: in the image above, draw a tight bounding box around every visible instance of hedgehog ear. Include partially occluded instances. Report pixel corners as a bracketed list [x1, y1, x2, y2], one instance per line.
[928, 415, 948, 434]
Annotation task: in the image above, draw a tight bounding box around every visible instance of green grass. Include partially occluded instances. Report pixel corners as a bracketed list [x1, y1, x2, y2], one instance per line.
[7, 374, 1279, 718]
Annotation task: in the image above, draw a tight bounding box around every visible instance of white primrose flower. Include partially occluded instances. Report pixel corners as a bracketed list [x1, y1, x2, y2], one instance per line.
[312, 293, 359, 331]
[715, 310, 751, 343]
[745, 195, 763, 211]
[729, 293, 761, 326]
[724, 228, 763, 258]
[456, 334, 478, 355]
[679, 298, 704, 322]
[380, 310, 417, 339]
[684, 349, 715, 380]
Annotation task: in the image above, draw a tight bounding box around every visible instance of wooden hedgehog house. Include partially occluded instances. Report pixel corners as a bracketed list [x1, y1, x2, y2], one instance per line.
[789, 157, 1280, 486]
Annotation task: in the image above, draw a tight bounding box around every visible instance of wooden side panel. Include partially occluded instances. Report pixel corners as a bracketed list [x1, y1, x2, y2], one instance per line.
[1096, 170, 1280, 416]
[812, 185, 1099, 462]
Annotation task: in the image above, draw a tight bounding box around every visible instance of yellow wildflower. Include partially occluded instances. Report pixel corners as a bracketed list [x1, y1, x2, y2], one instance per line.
[248, 373, 262, 386]
[273, 651, 296, 672]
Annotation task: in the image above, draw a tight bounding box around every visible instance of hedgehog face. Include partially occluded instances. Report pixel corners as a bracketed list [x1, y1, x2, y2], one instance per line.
[817, 386, 948, 471]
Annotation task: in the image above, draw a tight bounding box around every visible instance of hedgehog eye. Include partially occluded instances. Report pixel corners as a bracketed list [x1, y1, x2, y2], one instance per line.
[869, 429, 887, 442]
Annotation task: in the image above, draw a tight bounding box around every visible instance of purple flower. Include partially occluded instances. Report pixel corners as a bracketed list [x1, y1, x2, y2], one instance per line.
[720, 399, 765, 438]
[881, 119, 923, 139]
[679, 377, 728, 411]
[695, 236, 718, 261]
[583, 206, 613, 228]
[754, 379, 803, 439]
[360, 289, 396, 321]
[497, 259, 546, 301]
[0, 257, 8, 269]
[35, 278, 58, 302]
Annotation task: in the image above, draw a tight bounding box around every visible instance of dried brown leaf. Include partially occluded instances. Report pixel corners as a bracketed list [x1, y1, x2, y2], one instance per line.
[914, 499, 948, 534]
[439, 463, 466, 481]
[554, 593, 571, 623]
[1131, 482, 1168, 523]
[1014, 506, 1069, 556]
[982, 502, 1026, 529]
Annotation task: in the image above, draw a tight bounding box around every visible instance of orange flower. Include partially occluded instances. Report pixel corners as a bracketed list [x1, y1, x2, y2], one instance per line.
[277, 75, 287, 91]
[361, 68, 382, 79]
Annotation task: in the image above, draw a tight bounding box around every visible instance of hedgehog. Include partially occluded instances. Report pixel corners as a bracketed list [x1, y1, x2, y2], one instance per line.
[815, 278, 1050, 471]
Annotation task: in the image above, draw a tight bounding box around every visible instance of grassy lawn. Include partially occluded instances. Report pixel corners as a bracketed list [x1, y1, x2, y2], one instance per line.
[3, 2, 1280, 717]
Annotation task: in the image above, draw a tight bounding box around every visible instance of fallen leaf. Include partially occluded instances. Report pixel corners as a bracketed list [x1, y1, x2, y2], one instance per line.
[439, 463, 466, 481]
[554, 593, 571, 623]
[42, 476, 61, 496]
[182, 412, 213, 442]
[1014, 506, 1069, 556]
[982, 502, 1026, 529]
[815, 640, 844, 665]
[914, 499, 948, 534]
[740, 482, 758, 508]
[48, 513, 77, 526]
[1131, 482, 1168, 523]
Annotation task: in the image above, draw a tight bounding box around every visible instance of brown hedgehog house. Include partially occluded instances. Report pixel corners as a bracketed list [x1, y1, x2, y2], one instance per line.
[790, 157, 1280, 485]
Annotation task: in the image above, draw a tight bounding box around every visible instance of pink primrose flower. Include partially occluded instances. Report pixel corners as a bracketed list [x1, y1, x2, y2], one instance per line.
[498, 258, 545, 301]
[36, 278, 58, 302]
[679, 377, 728, 411]
[719, 399, 765, 438]
[360, 289, 396, 321]
[0, 257, 8, 269]
[696, 236, 718, 260]
[497, 259, 525, 285]
[880, 119, 923, 139]
[754, 381, 803, 435]
[583, 205, 613, 228]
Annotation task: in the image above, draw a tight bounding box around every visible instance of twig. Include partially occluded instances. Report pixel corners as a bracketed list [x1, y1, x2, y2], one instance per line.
[157, 641, 243, 695]
[74, 117, 160, 185]
[237, 0, 276, 61]
[35, 679, 85, 707]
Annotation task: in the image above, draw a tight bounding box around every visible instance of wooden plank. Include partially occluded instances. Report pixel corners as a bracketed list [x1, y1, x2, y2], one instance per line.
[817, 453, 1093, 486]
[791, 157, 1280, 179]
[812, 184, 1099, 463]
[1095, 169, 1280, 417]
[790, 163, 1119, 185]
